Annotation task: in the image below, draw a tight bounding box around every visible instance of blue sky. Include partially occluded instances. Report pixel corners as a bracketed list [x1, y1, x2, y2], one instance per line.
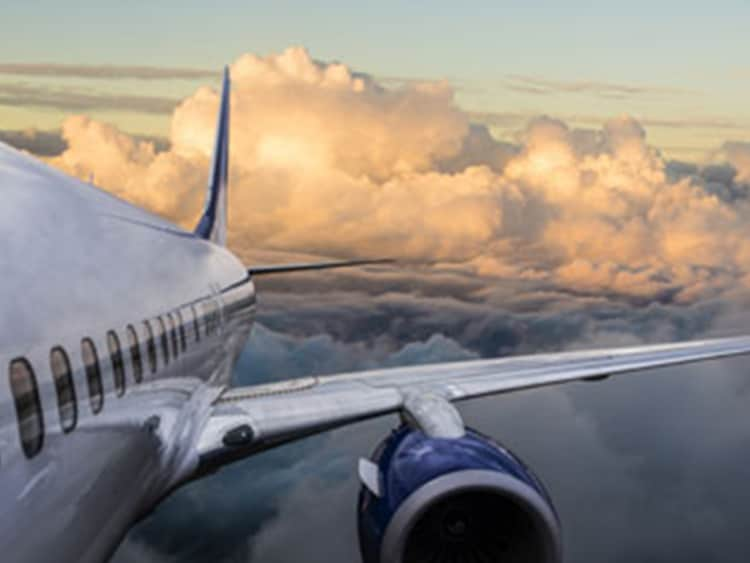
[4, 0, 750, 158]
[5, 1, 748, 77]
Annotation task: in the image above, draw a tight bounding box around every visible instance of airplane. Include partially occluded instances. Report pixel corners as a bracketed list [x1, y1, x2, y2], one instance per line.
[1, 66, 749, 563]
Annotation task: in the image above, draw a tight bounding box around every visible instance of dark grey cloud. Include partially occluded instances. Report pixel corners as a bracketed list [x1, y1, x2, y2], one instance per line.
[113, 322, 462, 563]
[113, 313, 750, 563]
[667, 158, 750, 203]
[109, 259, 750, 563]
[0, 128, 66, 156]
[437, 123, 519, 173]
[234, 355, 750, 563]
[0, 82, 179, 114]
[462, 356, 750, 563]
[0, 63, 217, 80]
[0, 128, 170, 156]
[250, 266, 727, 357]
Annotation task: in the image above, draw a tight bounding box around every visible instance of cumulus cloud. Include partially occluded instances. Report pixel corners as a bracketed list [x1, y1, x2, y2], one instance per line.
[39, 46, 750, 307]
[49, 116, 201, 216]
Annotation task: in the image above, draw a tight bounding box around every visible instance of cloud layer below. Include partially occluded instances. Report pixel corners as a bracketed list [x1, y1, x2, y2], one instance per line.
[112, 323, 750, 563]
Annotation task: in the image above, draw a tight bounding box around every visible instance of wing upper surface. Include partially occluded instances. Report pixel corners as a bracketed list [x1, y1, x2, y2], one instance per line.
[196, 336, 750, 468]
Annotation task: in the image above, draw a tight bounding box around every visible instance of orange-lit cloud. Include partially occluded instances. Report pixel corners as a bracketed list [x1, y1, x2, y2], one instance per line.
[45, 47, 750, 304]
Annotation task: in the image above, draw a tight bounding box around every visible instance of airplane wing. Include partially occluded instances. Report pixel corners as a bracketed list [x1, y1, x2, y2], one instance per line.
[196, 335, 750, 471]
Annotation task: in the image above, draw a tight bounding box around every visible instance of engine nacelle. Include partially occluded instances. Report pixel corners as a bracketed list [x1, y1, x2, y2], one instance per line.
[358, 426, 562, 563]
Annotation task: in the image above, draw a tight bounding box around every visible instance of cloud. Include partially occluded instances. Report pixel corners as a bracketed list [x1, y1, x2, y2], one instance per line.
[503, 74, 690, 99]
[642, 116, 750, 131]
[112, 315, 750, 563]
[471, 110, 750, 132]
[0, 128, 170, 157]
[0, 128, 66, 156]
[53, 46, 750, 563]
[716, 141, 750, 183]
[0, 82, 179, 113]
[113, 323, 473, 563]
[37, 46, 750, 308]
[242, 358, 750, 563]
[49, 116, 200, 216]
[0, 63, 217, 80]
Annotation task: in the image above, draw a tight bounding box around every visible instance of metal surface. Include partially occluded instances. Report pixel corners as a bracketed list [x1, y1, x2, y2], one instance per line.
[194, 66, 230, 246]
[381, 470, 561, 563]
[357, 427, 560, 563]
[358, 458, 382, 498]
[197, 335, 750, 456]
[402, 393, 465, 439]
[0, 133, 254, 561]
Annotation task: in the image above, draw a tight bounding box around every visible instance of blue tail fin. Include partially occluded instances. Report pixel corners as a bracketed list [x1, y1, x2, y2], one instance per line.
[195, 66, 230, 245]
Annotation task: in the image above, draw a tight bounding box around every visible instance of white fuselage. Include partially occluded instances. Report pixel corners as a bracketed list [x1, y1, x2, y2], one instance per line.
[0, 143, 257, 562]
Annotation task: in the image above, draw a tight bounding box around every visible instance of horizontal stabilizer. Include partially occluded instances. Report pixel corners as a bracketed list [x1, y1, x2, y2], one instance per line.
[248, 258, 393, 276]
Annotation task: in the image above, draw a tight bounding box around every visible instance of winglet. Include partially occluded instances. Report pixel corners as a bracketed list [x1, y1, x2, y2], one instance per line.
[195, 66, 231, 246]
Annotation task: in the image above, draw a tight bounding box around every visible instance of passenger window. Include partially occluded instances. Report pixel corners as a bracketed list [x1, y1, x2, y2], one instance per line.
[142, 320, 157, 374]
[127, 325, 143, 383]
[156, 317, 170, 365]
[167, 313, 179, 358]
[107, 330, 126, 397]
[82, 338, 103, 414]
[50, 347, 77, 433]
[191, 304, 201, 342]
[176, 310, 187, 352]
[9, 358, 45, 458]
[203, 302, 215, 336]
[202, 302, 210, 336]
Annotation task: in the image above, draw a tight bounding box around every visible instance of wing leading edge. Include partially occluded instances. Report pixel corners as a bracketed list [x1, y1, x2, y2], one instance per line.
[196, 335, 750, 472]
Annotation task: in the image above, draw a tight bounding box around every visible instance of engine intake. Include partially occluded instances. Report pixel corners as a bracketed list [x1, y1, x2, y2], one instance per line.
[358, 427, 561, 563]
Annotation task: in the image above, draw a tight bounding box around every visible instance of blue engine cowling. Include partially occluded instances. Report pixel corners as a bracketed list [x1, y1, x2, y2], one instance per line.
[358, 426, 562, 563]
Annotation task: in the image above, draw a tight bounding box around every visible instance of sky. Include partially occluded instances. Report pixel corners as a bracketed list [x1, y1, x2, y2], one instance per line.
[7, 2, 750, 561]
[5, 1, 750, 159]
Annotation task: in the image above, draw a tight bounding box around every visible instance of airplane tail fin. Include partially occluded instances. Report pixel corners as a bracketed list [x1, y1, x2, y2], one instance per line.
[196, 67, 393, 274]
[195, 66, 231, 246]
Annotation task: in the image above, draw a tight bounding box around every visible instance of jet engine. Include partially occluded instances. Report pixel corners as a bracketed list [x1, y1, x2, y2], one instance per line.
[357, 426, 562, 563]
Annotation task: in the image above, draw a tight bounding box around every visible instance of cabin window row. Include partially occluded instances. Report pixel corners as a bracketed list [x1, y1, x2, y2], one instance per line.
[9, 300, 221, 459]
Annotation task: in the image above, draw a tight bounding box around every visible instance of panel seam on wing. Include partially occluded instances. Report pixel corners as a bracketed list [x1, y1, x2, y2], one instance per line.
[215, 377, 321, 402]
